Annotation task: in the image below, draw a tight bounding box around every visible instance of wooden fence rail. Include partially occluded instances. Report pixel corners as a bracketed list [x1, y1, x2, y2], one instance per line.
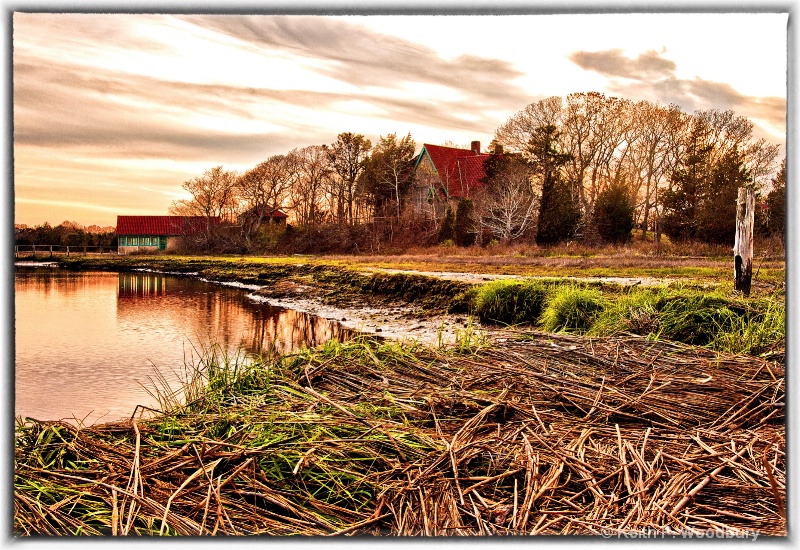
[15, 245, 118, 258]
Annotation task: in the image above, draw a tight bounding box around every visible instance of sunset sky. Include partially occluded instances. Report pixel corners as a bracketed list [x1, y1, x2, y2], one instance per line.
[13, 12, 788, 228]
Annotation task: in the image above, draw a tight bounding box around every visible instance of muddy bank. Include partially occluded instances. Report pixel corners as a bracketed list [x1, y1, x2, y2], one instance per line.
[55, 256, 482, 345]
[49, 256, 784, 357]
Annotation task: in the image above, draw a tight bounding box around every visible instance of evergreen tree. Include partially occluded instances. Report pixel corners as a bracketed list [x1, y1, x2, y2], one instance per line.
[766, 159, 786, 241]
[527, 125, 578, 245]
[661, 122, 712, 241]
[359, 133, 416, 218]
[536, 172, 580, 245]
[696, 149, 750, 244]
[594, 179, 635, 244]
[454, 199, 475, 246]
[438, 206, 455, 243]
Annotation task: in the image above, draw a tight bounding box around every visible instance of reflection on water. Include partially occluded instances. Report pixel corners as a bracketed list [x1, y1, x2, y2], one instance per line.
[15, 268, 350, 424]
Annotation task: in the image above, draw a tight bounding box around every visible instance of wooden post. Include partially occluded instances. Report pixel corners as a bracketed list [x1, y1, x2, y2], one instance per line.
[734, 187, 755, 296]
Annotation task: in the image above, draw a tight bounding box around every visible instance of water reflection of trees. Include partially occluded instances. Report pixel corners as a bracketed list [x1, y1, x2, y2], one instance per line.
[116, 273, 350, 357]
[15, 267, 98, 295]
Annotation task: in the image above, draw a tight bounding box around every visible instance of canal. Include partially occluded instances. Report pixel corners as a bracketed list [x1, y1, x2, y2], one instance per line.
[15, 266, 350, 425]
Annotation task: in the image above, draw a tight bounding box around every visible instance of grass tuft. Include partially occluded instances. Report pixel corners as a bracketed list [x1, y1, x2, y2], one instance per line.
[472, 280, 550, 326]
[539, 286, 607, 334]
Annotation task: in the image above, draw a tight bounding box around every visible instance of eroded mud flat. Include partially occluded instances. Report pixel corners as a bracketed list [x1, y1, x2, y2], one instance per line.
[247, 288, 481, 346]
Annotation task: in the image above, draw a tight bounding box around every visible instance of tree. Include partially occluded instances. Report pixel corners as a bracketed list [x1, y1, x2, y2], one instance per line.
[237, 154, 298, 248]
[438, 206, 455, 243]
[661, 119, 713, 241]
[594, 179, 635, 244]
[626, 102, 688, 239]
[454, 199, 476, 246]
[696, 149, 750, 244]
[536, 172, 580, 245]
[292, 145, 332, 228]
[326, 133, 372, 225]
[171, 166, 240, 246]
[661, 111, 755, 246]
[360, 133, 416, 219]
[765, 159, 786, 241]
[494, 96, 564, 153]
[526, 125, 579, 245]
[478, 153, 537, 243]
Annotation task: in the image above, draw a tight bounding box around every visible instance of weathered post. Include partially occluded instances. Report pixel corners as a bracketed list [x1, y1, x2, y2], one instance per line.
[734, 187, 755, 296]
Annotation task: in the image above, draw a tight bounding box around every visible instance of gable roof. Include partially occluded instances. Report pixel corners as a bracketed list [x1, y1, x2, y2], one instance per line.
[416, 144, 490, 199]
[116, 216, 217, 236]
[240, 205, 288, 219]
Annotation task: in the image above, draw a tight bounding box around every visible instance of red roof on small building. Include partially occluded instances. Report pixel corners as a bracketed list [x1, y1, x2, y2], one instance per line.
[417, 144, 489, 199]
[241, 206, 288, 219]
[116, 216, 218, 236]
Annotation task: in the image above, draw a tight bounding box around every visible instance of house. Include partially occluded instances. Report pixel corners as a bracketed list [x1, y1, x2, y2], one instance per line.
[238, 205, 289, 226]
[410, 141, 490, 218]
[116, 215, 219, 254]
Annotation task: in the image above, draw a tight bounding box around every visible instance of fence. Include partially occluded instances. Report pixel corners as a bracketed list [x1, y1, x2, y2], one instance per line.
[14, 245, 118, 258]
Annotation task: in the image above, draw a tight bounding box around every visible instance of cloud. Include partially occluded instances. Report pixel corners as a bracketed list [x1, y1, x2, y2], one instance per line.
[568, 48, 785, 142]
[14, 27, 524, 164]
[568, 48, 677, 81]
[179, 15, 531, 110]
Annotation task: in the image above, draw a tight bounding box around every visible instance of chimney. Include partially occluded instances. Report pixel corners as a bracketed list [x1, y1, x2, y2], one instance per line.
[471, 140, 481, 154]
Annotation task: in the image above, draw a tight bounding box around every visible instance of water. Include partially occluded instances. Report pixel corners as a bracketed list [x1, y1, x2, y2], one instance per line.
[15, 267, 350, 425]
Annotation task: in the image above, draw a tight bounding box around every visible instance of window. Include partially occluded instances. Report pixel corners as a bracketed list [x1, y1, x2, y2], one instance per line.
[119, 237, 127, 246]
[141, 237, 150, 246]
[131, 237, 139, 246]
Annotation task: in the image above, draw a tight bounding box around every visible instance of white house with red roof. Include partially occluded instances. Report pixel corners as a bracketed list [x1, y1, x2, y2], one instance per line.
[410, 141, 489, 219]
[115, 215, 219, 254]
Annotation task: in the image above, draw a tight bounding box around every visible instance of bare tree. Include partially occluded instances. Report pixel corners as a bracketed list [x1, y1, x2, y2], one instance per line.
[477, 157, 537, 242]
[292, 145, 332, 228]
[494, 96, 564, 153]
[237, 153, 298, 248]
[171, 165, 240, 246]
[326, 133, 372, 225]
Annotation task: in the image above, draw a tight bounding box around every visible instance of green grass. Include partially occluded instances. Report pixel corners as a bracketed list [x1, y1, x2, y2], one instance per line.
[539, 286, 607, 334]
[49, 254, 784, 356]
[471, 280, 551, 325]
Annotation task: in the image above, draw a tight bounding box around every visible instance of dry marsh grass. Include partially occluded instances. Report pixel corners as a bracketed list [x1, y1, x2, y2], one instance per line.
[15, 332, 785, 536]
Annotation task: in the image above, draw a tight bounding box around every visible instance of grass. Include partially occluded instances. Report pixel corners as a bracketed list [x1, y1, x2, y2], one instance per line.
[14, 330, 785, 536]
[46, 253, 785, 357]
[49, 250, 786, 290]
[470, 280, 551, 325]
[539, 286, 607, 334]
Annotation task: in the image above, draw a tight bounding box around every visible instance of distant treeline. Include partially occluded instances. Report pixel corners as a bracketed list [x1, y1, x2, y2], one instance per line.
[15, 221, 117, 248]
[169, 92, 784, 254]
[22, 92, 784, 254]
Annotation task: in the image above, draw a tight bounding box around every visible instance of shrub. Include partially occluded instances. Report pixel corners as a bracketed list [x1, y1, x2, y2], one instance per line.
[454, 199, 476, 247]
[473, 280, 550, 325]
[438, 207, 455, 243]
[539, 286, 607, 333]
[594, 180, 634, 244]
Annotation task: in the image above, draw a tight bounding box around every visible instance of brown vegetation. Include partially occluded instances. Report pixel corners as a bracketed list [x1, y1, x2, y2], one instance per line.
[15, 331, 784, 536]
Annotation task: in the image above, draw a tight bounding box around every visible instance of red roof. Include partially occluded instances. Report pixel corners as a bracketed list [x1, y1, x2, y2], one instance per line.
[418, 144, 489, 199]
[116, 216, 218, 236]
[241, 206, 288, 219]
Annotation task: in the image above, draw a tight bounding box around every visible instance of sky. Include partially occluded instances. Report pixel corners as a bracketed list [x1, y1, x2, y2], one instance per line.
[12, 12, 788, 228]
